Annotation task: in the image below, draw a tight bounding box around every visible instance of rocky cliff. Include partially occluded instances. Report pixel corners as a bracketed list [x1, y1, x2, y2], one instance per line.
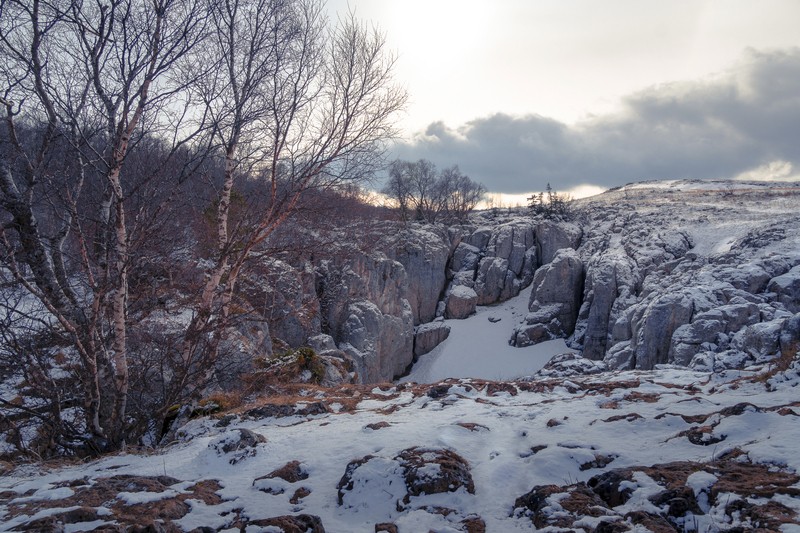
[258, 180, 800, 383]
[567, 181, 800, 372]
[275, 215, 584, 383]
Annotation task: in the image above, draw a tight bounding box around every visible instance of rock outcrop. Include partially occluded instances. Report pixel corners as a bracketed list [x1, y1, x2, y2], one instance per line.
[337, 446, 475, 510]
[512, 248, 584, 347]
[241, 259, 321, 348]
[534, 220, 582, 265]
[248, 180, 800, 381]
[574, 253, 638, 360]
[768, 265, 800, 313]
[447, 221, 540, 307]
[563, 181, 800, 371]
[385, 226, 451, 325]
[239, 223, 451, 384]
[414, 320, 451, 357]
[316, 252, 414, 383]
[445, 285, 478, 319]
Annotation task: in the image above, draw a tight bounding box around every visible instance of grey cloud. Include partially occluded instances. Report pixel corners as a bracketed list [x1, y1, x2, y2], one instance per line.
[392, 48, 800, 193]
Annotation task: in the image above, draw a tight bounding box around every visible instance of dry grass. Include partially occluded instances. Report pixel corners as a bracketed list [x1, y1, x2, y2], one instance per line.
[5, 475, 224, 530]
[733, 340, 799, 388]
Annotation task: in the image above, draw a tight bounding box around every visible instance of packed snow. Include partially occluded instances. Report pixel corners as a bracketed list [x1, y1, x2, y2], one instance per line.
[401, 284, 573, 383]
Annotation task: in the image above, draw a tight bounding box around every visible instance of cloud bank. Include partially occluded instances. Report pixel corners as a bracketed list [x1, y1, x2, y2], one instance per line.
[392, 48, 800, 193]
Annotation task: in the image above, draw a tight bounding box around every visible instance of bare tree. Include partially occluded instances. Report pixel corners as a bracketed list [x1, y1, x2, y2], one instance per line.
[382, 159, 485, 223]
[173, 0, 406, 406]
[382, 160, 414, 221]
[382, 159, 439, 222]
[0, 0, 208, 450]
[1, 0, 405, 453]
[439, 165, 486, 222]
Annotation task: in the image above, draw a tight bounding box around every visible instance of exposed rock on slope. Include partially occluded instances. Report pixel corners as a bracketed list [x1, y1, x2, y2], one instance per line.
[413, 321, 451, 357]
[337, 446, 475, 511]
[575, 253, 638, 361]
[384, 226, 452, 325]
[769, 265, 800, 313]
[445, 285, 478, 319]
[241, 258, 320, 349]
[563, 181, 800, 371]
[535, 219, 583, 265]
[447, 221, 540, 307]
[514, 455, 800, 532]
[512, 248, 584, 346]
[316, 252, 414, 383]
[255, 217, 583, 384]
[240, 180, 800, 382]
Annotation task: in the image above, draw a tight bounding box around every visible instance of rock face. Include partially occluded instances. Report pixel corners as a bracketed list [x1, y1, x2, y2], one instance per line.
[443, 218, 582, 321]
[780, 313, 800, 354]
[414, 321, 451, 357]
[473, 223, 536, 304]
[574, 254, 638, 361]
[215, 315, 274, 390]
[225, 222, 452, 385]
[316, 252, 414, 383]
[445, 285, 478, 319]
[448, 221, 540, 307]
[632, 292, 696, 369]
[535, 220, 583, 265]
[600, 251, 798, 371]
[246, 216, 590, 384]
[241, 259, 320, 348]
[564, 181, 800, 371]
[512, 248, 584, 347]
[246, 180, 800, 381]
[768, 265, 800, 313]
[385, 226, 451, 325]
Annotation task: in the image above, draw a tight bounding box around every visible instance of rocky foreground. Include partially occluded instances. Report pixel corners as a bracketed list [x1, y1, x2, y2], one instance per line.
[2, 357, 799, 531]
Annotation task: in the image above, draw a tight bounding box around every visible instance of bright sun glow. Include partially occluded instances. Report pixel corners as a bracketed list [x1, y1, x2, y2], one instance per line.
[481, 184, 607, 209]
[734, 160, 800, 182]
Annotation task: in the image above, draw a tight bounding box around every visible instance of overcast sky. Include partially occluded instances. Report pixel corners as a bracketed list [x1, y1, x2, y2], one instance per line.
[327, 0, 800, 198]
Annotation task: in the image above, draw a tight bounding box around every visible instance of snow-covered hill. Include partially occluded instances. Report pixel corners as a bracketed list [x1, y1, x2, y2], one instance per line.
[2, 179, 800, 532]
[563, 179, 800, 372]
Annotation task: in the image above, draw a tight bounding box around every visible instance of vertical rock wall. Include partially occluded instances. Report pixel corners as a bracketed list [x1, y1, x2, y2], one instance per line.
[316, 252, 414, 383]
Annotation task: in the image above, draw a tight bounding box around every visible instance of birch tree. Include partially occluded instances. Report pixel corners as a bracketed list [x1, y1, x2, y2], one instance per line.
[0, 0, 207, 451]
[174, 0, 406, 402]
[1, 0, 405, 453]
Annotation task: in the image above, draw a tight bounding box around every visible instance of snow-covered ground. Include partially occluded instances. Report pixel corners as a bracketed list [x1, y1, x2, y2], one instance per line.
[607, 179, 800, 258]
[2, 364, 800, 531]
[401, 284, 573, 384]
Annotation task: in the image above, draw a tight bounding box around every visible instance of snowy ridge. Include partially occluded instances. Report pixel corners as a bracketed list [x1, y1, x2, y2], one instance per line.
[562, 179, 800, 370]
